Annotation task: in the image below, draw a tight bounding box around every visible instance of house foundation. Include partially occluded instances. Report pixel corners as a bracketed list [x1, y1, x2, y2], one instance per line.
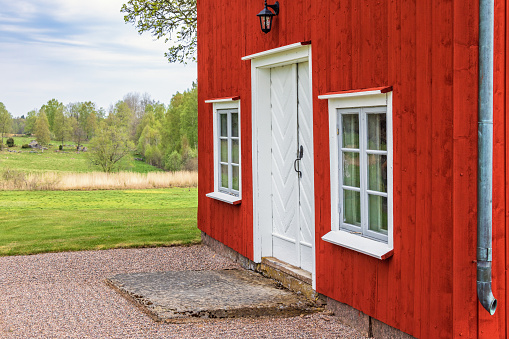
[202, 231, 414, 338]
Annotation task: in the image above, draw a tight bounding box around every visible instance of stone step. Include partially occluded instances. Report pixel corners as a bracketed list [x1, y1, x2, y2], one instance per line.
[107, 269, 323, 323]
[259, 257, 326, 306]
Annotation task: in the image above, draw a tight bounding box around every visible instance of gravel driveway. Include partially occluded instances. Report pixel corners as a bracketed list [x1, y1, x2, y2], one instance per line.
[0, 245, 366, 338]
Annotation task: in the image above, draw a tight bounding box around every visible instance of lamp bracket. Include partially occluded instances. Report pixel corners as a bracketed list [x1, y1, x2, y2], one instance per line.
[267, 1, 279, 15]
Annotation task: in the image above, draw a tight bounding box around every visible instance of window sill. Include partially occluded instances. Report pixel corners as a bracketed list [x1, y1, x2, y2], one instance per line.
[322, 230, 393, 260]
[206, 192, 242, 205]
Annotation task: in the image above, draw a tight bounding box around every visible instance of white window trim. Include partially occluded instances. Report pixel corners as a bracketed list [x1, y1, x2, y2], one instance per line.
[242, 41, 311, 61]
[205, 99, 241, 205]
[319, 90, 393, 260]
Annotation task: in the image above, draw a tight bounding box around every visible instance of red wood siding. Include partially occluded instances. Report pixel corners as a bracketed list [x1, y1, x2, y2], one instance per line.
[197, 0, 508, 337]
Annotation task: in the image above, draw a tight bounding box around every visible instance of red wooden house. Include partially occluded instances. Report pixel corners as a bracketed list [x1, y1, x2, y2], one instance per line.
[197, 0, 509, 337]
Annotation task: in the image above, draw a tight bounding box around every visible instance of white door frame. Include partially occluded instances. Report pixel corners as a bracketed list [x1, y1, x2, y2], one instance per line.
[244, 43, 315, 289]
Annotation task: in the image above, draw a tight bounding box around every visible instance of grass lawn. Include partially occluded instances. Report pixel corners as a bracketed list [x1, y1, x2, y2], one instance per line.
[1, 136, 161, 173]
[0, 188, 200, 256]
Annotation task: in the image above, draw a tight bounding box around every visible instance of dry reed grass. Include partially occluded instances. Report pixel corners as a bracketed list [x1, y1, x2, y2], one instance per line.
[0, 169, 198, 191]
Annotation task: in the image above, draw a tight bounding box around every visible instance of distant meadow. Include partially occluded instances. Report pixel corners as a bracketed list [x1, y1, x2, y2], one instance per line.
[0, 137, 197, 190]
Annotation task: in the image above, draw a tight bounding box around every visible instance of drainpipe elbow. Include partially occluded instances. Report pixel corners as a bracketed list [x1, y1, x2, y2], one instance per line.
[477, 262, 497, 315]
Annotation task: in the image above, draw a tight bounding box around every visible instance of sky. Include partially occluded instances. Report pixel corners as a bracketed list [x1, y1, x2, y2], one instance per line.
[0, 0, 197, 117]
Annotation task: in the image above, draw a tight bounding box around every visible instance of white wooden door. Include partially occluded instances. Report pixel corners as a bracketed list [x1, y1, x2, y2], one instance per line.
[270, 62, 314, 272]
[297, 62, 314, 272]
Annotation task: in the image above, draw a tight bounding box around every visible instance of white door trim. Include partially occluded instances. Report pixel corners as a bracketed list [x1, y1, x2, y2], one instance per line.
[247, 43, 315, 289]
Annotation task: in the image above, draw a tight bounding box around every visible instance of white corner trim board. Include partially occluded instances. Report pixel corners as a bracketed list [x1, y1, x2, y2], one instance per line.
[322, 230, 394, 260]
[206, 192, 242, 205]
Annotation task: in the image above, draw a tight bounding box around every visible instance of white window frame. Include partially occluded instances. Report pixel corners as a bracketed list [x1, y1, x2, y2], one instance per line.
[205, 99, 241, 205]
[318, 89, 393, 260]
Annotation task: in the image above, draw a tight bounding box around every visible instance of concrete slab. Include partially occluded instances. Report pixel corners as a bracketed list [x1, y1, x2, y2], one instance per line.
[107, 269, 323, 323]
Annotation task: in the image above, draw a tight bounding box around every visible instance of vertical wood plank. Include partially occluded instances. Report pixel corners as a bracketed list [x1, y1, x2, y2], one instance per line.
[312, 0, 333, 297]
[429, 0, 454, 337]
[386, 0, 402, 331]
[414, 0, 433, 336]
[505, 0, 509, 336]
[452, 0, 479, 337]
[398, 0, 417, 334]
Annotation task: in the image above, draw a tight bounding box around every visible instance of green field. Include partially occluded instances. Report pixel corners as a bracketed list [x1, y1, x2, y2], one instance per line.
[1, 136, 161, 173]
[0, 188, 200, 256]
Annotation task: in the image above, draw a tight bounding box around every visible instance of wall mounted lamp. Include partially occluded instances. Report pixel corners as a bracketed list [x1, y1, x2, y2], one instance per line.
[257, 1, 279, 34]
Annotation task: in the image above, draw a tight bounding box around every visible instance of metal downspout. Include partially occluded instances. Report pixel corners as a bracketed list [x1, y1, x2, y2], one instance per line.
[477, 0, 497, 315]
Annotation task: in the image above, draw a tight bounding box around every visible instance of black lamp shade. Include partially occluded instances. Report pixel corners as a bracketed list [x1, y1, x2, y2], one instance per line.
[257, 7, 275, 34]
[257, 1, 279, 34]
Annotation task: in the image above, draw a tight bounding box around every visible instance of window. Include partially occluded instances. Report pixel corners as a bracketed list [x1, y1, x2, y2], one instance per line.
[218, 108, 240, 196]
[339, 107, 388, 242]
[318, 88, 393, 259]
[205, 98, 241, 205]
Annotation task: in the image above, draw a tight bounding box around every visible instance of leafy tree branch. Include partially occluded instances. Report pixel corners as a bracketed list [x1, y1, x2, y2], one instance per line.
[121, 0, 197, 63]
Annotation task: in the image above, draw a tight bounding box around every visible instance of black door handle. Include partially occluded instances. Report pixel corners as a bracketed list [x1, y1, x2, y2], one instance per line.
[294, 145, 304, 178]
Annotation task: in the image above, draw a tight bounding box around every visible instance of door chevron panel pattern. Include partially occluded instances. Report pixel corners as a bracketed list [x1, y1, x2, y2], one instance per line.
[297, 62, 314, 249]
[269, 62, 314, 272]
[271, 64, 299, 251]
[297, 62, 314, 272]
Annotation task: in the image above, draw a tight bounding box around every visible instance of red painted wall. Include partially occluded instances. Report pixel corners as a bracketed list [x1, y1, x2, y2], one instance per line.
[197, 0, 507, 337]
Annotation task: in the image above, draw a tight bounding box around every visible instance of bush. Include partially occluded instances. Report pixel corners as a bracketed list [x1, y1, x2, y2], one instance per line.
[22, 144, 30, 149]
[1, 168, 27, 188]
[145, 146, 163, 168]
[59, 145, 63, 151]
[164, 150, 182, 172]
[183, 157, 198, 171]
[6, 138, 14, 147]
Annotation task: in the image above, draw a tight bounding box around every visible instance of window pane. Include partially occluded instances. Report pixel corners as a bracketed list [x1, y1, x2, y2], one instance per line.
[342, 152, 360, 188]
[368, 154, 387, 192]
[221, 140, 228, 162]
[232, 165, 239, 191]
[232, 140, 239, 164]
[367, 114, 387, 150]
[342, 114, 359, 149]
[231, 113, 239, 138]
[368, 195, 388, 234]
[220, 165, 229, 188]
[220, 113, 228, 137]
[343, 190, 361, 226]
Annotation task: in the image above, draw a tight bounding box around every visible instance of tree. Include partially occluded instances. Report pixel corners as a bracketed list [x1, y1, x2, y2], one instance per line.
[123, 92, 153, 121]
[67, 102, 97, 148]
[69, 116, 85, 149]
[40, 99, 64, 132]
[34, 111, 51, 146]
[0, 103, 12, 144]
[11, 117, 25, 135]
[163, 92, 183, 154]
[24, 110, 38, 135]
[121, 0, 197, 63]
[110, 100, 134, 137]
[85, 112, 98, 140]
[137, 119, 163, 167]
[88, 121, 134, 172]
[53, 108, 71, 146]
[179, 83, 198, 148]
